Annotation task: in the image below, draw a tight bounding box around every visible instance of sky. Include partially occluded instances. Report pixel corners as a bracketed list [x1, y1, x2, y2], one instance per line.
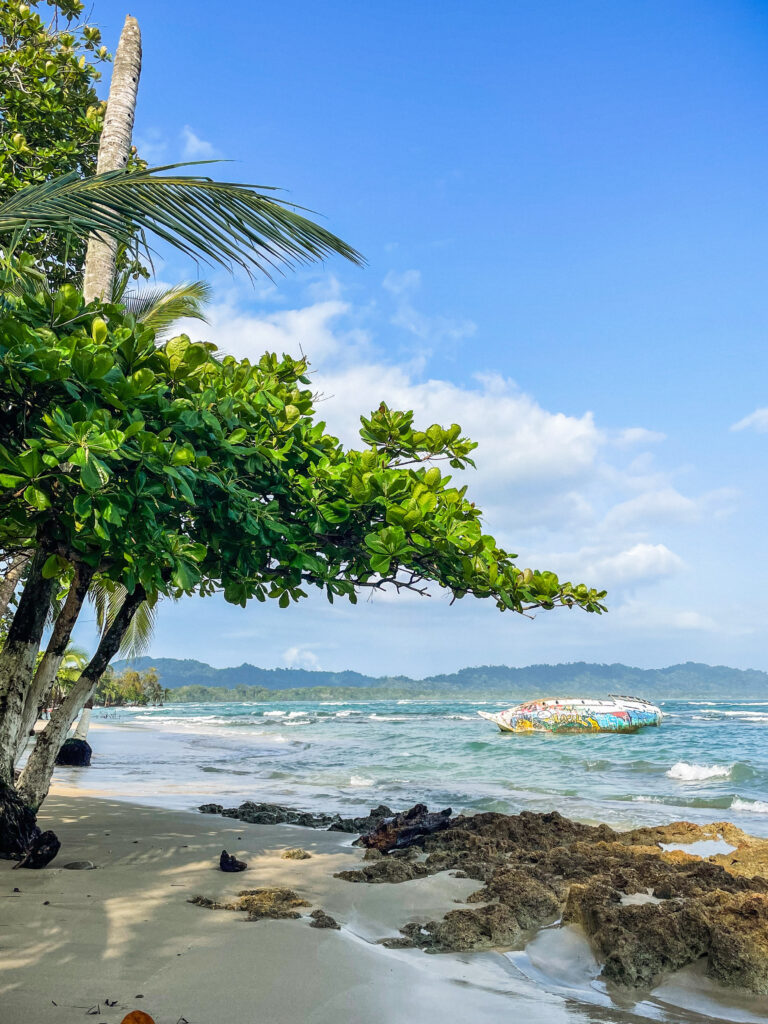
[78, 0, 768, 676]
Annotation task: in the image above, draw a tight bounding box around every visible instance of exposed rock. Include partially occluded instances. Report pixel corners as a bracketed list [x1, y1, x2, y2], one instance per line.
[220, 801, 340, 828]
[190, 887, 310, 921]
[207, 799, 397, 833]
[14, 830, 60, 870]
[309, 908, 341, 929]
[55, 738, 92, 767]
[340, 806, 768, 993]
[281, 848, 311, 860]
[356, 803, 453, 852]
[62, 860, 95, 870]
[335, 857, 429, 884]
[219, 850, 248, 872]
[0, 782, 41, 860]
[328, 804, 395, 833]
[707, 892, 768, 993]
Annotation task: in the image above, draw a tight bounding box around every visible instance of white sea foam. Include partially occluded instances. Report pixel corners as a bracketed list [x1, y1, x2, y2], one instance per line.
[731, 797, 768, 814]
[350, 775, 374, 787]
[633, 796, 663, 803]
[667, 762, 732, 781]
[263, 710, 287, 717]
[699, 710, 768, 720]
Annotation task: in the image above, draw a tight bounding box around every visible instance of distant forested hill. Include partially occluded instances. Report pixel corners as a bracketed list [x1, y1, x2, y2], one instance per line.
[112, 658, 768, 701]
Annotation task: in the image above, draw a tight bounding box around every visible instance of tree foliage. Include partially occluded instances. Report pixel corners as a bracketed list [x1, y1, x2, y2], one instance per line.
[0, 0, 146, 285]
[0, 288, 607, 617]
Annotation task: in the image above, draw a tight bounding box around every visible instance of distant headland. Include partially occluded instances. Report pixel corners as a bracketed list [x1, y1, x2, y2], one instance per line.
[112, 659, 768, 702]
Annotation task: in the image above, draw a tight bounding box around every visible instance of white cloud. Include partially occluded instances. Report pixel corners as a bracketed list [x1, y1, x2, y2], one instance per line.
[382, 268, 475, 346]
[613, 427, 666, 447]
[181, 125, 219, 159]
[731, 408, 768, 433]
[283, 645, 321, 670]
[591, 543, 684, 585]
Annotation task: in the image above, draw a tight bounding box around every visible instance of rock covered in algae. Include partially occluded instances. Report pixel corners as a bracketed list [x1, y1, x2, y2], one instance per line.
[344, 806, 768, 993]
[189, 887, 310, 921]
[309, 909, 341, 929]
[281, 848, 311, 860]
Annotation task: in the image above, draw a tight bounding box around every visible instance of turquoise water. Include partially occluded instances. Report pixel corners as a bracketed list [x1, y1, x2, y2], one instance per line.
[71, 697, 768, 836]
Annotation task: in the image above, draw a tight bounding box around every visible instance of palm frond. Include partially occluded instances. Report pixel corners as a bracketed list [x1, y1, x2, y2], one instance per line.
[0, 163, 364, 279]
[89, 578, 158, 659]
[122, 280, 212, 340]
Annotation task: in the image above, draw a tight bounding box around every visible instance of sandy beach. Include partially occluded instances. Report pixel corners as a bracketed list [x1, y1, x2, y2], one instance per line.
[1, 789, 565, 1024]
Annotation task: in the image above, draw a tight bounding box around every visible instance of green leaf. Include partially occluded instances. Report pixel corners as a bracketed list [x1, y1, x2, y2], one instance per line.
[23, 484, 51, 509]
[0, 473, 25, 488]
[91, 317, 108, 345]
[42, 554, 67, 578]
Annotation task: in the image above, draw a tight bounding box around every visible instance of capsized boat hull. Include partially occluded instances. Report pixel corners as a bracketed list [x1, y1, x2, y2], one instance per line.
[478, 695, 662, 734]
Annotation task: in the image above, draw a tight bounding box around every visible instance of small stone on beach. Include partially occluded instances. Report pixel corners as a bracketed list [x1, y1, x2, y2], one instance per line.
[309, 909, 340, 929]
[219, 849, 248, 872]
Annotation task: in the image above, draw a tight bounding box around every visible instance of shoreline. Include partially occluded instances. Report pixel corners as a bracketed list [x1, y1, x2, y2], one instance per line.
[2, 790, 768, 1024]
[0, 790, 539, 1024]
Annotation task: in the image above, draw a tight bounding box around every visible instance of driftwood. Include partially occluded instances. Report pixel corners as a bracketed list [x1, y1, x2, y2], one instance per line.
[356, 803, 453, 852]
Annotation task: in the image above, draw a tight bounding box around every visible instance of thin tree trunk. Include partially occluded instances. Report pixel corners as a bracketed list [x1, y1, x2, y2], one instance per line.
[17, 585, 145, 811]
[0, 549, 56, 786]
[12, 564, 95, 765]
[82, 15, 142, 303]
[0, 551, 31, 621]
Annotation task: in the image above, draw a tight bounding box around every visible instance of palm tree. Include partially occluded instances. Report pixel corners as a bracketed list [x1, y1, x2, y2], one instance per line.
[0, 163, 363, 289]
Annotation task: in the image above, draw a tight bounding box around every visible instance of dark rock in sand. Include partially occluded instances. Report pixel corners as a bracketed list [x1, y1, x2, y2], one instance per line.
[55, 737, 92, 767]
[309, 908, 341, 929]
[220, 801, 339, 829]
[14, 830, 61, 869]
[0, 782, 41, 860]
[201, 799, 397, 834]
[328, 804, 395, 834]
[356, 803, 452, 852]
[219, 850, 248, 872]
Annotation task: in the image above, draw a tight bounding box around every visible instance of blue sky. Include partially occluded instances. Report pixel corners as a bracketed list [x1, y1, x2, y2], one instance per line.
[80, 0, 768, 675]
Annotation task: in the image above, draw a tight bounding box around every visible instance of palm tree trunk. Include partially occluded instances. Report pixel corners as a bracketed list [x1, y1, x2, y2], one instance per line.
[0, 548, 56, 786]
[0, 551, 31, 621]
[12, 564, 95, 765]
[82, 15, 142, 303]
[16, 585, 145, 811]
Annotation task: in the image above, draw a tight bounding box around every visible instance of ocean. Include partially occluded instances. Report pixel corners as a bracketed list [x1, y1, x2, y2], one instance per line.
[60, 696, 768, 837]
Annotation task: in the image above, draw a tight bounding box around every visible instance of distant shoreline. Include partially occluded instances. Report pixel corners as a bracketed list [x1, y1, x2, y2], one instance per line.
[112, 657, 768, 701]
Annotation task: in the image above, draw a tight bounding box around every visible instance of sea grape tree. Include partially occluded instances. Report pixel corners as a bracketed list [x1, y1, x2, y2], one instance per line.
[0, 287, 606, 806]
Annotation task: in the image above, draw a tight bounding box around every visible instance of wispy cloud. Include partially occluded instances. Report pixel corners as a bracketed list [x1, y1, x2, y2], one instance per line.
[181, 125, 220, 160]
[731, 407, 768, 433]
[382, 269, 475, 348]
